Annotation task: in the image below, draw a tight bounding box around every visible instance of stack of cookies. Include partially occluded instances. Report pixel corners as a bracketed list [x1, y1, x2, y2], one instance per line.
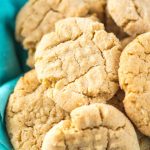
[6, 0, 150, 149]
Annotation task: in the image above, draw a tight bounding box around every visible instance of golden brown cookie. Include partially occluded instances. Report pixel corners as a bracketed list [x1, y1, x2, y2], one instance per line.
[119, 32, 150, 136]
[6, 70, 69, 150]
[42, 104, 140, 150]
[35, 17, 122, 112]
[16, 0, 106, 67]
[107, 0, 150, 36]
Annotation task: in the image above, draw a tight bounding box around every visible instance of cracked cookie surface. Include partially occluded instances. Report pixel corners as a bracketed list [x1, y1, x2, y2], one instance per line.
[35, 17, 121, 112]
[16, 0, 106, 50]
[119, 32, 150, 136]
[42, 103, 140, 150]
[6, 70, 69, 150]
[107, 0, 150, 36]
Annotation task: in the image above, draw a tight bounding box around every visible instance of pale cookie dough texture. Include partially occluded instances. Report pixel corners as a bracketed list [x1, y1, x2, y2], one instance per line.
[107, 0, 150, 36]
[42, 104, 140, 150]
[119, 32, 150, 136]
[35, 17, 122, 112]
[6, 70, 69, 150]
[16, 0, 106, 67]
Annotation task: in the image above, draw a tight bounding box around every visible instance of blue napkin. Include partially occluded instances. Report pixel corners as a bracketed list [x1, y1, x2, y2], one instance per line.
[0, 0, 29, 149]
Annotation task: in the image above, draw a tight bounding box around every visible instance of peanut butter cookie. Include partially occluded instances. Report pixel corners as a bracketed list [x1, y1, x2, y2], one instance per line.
[42, 104, 140, 150]
[119, 32, 150, 136]
[16, 0, 106, 67]
[35, 17, 121, 112]
[6, 70, 69, 150]
[107, 0, 150, 36]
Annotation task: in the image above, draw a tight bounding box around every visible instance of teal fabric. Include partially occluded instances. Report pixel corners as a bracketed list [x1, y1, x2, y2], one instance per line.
[0, 0, 29, 149]
[0, 76, 21, 150]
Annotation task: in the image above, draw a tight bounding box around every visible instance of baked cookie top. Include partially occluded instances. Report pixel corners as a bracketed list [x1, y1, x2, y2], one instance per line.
[6, 70, 69, 150]
[16, 0, 106, 50]
[42, 103, 140, 150]
[35, 17, 121, 112]
[107, 0, 150, 36]
[119, 32, 150, 136]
